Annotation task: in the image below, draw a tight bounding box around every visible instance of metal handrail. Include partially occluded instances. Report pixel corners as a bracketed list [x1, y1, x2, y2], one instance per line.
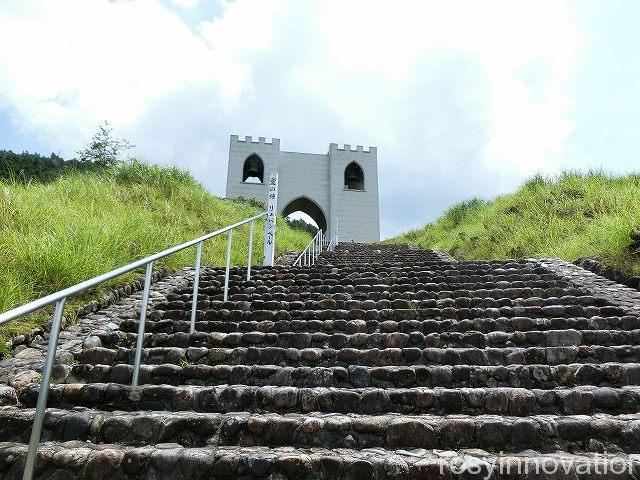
[293, 229, 322, 266]
[0, 212, 266, 325]
[0, 211, 267, 480]
[293, 219, 338, 267]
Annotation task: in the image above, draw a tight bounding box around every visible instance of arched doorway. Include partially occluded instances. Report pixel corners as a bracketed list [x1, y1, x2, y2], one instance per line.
[281, 196, 328, 233]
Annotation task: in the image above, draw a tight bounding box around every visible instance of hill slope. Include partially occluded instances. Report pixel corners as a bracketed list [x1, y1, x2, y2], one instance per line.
[388, 171, 640, 273]
[0, 161, 310, 350]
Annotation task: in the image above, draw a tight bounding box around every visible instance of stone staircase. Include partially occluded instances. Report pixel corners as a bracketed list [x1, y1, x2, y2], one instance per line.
[2, 242, 640, 478]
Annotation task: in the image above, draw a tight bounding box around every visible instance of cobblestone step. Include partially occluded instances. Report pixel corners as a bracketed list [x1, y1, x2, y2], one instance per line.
[24, 383, 640, 416]
[190, 276, 572, 291]
[175, 283, 587, 303]
[2, 441, 636, 480]
[117, 315, 640, 335]
[66, 362, 640, 389]
[199, 260, 549, 275]
[156, 293, 605, 312]
[96, 328, 640, 350]
[2, 408, 640, 453]
[155, 305, 624, 323]
[75, 344, 640, 368]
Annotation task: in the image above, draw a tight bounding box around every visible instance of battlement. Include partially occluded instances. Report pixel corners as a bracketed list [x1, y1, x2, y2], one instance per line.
[329, 143, 377, 154]
[227, 134, 380, 242]
[230, 135, 280, 148]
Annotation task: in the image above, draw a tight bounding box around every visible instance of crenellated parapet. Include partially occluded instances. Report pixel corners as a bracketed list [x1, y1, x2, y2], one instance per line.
[230, 135, 281, 149]
[329, 143, 376, 154]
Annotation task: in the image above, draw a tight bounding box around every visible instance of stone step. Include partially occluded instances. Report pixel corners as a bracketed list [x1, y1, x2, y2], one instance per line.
[1, 441, 634, 480]
[95, 328, 640, 350]
[158, 291, 603, 312]
[209, 280, 569, 294]
[2, 408, 640, 453]
[67, 362, 640, 390]
[200, 266, 558, 278]
[74, 345, 640, 368]
[199, 260, 549, 276]
[117, 315, 640, 335]
[29, 383, 640, 416]
[185, 269, 573, 285]
[238, 268, 566, 284]
[135, 305, 633, 329]
[191, 275, 570, 291]
[205, 280, 581, 292]
[197, 261, 554, 274]
[156, 293, 620, 312]
[156, 304, 624, 323]
[177, 282, 583, 302]
[181, 294, 603, 314]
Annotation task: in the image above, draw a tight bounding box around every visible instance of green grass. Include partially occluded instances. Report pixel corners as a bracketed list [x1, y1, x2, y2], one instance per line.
[387, 170, 640, 273]
[0, 160, 311, 355]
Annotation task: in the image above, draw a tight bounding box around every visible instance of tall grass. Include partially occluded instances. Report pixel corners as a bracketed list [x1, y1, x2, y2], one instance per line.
[0, 160, 311, 354]
[387, 171, 640, 273]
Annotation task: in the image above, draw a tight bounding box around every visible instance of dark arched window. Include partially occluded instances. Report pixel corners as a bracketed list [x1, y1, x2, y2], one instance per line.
[344, 162, 364, 190]
[242, 154, 264, 183]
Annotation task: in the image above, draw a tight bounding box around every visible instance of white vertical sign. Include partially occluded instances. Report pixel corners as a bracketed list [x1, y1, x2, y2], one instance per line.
[263, 172, 278, 266]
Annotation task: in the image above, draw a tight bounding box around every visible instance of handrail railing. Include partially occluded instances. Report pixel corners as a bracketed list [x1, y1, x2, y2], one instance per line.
[0, 211, 267, 480]
[293, 229, 322, 266]
[293, 218, 338, 267]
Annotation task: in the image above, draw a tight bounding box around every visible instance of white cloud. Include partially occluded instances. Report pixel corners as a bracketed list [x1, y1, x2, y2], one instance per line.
[0, 0, 589, 237]
[296, 0, 582, 176]
[0, 0, 277, 148]
[170, 0, 200, 8]
[198, 0, 286, 102]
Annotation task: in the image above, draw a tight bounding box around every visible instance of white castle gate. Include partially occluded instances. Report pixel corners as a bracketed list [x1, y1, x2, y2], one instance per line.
[225, 135, 380, 243]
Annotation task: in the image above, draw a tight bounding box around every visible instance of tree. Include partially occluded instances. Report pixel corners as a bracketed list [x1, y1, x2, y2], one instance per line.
[0, 149, 95, 182]
[286, 217, 318, 235]
[76, 121, 134, 167]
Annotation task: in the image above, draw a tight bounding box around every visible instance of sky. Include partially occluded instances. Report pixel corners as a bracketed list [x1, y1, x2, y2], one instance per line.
[0, 0, 639, 238]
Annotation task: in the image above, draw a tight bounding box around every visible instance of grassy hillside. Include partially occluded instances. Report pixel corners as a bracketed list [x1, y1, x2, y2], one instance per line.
[0, 161, 311, 353]
[388, 171, 640, 273]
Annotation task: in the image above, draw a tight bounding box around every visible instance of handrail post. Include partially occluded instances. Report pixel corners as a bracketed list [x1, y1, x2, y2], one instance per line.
[247, 220, 254, 281]
[223, 229, 233, 301]
[189, 242, 203, 334]
[132, 261, 154, 387]
[22, 298, 66, 480]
